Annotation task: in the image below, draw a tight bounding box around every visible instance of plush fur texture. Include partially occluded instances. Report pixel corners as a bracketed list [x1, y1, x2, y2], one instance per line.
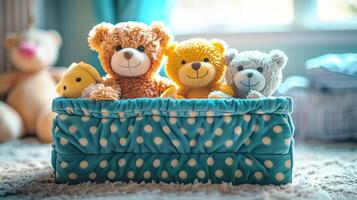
[82, 83, 120, 100]
[162, 38, 234, 99]
[225, 49, 288, 98]
[0, 28, 64, 143]
[87, 21, 172, 99]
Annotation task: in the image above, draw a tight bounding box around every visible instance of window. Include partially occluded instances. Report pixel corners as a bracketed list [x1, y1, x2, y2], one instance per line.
[170, 0, 294, 34]
[317, 0, 357, 22]
[170, 0, 357, 34]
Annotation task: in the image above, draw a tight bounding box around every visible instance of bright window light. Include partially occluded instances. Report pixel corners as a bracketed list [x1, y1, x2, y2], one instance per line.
[317, 0, 357, 22]
[170, 0, 294, 34]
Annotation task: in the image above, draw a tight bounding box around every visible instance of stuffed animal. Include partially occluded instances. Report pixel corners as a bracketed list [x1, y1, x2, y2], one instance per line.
[56, 62, 103, 98]
[0, 28, 63, 143]
[87, 21, 173, 100]
[224, 49, 288, 98]
[161, 38, 234, 99]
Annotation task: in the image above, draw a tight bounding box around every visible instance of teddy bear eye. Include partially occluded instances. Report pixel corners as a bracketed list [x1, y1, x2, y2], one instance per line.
[203, 58, 209, 62]
[257, 67, 264, 73]
[137, 45, 145, 52]
[181, 60, 186, 65]
[237, 66, 244, 71]
[115, 45, 123, 51]
[76, 77, 82, 82]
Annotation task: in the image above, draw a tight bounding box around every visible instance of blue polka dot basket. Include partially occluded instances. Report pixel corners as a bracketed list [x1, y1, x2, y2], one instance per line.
[51, 97, 294, 185]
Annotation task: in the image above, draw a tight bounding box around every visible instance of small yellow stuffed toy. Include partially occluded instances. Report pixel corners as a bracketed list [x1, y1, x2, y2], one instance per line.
[162, 38, 234, 99]
[56, 62, 103, 98]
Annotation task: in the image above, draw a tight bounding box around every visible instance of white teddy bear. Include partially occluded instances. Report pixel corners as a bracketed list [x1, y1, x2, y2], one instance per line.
[224, 49, 288, 98]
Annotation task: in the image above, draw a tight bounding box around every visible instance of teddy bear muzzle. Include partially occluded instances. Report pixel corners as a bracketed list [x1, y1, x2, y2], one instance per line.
[233, 68, 266, 94]
[178, 61, 216, 88]
[110, 47, 151, 77]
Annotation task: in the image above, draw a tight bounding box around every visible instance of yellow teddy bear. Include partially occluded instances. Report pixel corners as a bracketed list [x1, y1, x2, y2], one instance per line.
[161, 38, 234, 99]
[56, 62, 103, 98]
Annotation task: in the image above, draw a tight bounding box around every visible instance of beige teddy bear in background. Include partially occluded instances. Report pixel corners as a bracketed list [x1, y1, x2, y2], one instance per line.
[0, 29, 64, 143]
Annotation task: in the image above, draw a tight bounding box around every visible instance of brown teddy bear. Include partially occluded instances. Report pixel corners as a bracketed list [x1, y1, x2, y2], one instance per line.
[0, 28, 64, 143]
[161, 38, 234, 99]
[87, 21, 173, 99]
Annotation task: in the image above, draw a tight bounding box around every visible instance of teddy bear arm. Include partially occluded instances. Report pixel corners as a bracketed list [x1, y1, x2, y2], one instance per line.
[176, 88, 188, 99]
[211, 83, 235, 97]
[102, 77, 117, 86]
[161, 86, 185, 99]
[161, 86, 177, 98]
[88, 77, 121, 100]
[89, 86, 120, 100]
[155, 76, 174, 94]
[246, 90, 265, 99]
[0, 72, 21, 95]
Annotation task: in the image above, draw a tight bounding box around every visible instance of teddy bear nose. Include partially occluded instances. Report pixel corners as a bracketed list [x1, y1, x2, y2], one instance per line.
[123, 51, 133, 60]
[247, 72, 253, 78]
[191, 62, 201, 70]
[18, 42, 37, 57]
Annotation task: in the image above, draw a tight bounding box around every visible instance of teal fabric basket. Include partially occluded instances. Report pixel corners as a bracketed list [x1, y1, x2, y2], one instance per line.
[51, 97, 294, 185]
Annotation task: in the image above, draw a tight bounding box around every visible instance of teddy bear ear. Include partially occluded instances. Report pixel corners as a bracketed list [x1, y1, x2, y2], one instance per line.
[211, 39, 227, 54]
[48, 30, 62, 47]
[4, 33, 18, 50]
[56, 83, 62, 95]
[78, 62, 103, 83]
[269, 50, 288, 69]
[88, 22, 112, 51]
[165, 42, 177, 56]
[150, 21, 171, 46]
[224, 48, 239, 65]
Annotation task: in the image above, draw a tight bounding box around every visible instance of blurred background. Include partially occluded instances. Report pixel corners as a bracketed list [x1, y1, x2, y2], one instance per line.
[0, 2, 356, 198]
[1, 0, 357, 141]
[1, 0, 356, 75]
[36, 0, 357, 77]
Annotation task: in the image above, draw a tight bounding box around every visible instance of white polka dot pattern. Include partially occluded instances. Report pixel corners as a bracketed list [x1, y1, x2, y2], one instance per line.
[60, 137, 68, 145]
[153, 159, 160, 168]
[235, 169, 243, 178]
[118, 159, 126, 167]
[215, 169, 224, 178]
[215, 128, 223, 136]
[179, 171, 187, 179]
[144, 125, 152, 133]
[53, 97, 294, 185]
[99, 160, 108, 168]
[264, 160, 274, 168]
[187, 117, 195, 124]
[154, 137, 163, 145]
[197, 170, 205, 179]
[255, 171, 263, 179]
[161, 170, 168, 179]
[275, 172, 284, 181]
[136, 159, 143, 167]
[143, 171, 151, 179]
[107, 171, 116, 179]
[188, 159, 196, 167]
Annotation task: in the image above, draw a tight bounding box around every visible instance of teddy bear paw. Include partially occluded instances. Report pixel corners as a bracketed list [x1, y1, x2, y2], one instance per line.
[246, 90, 264, 99]
[161, 87, 178, 99]
[208, 91, 232, 99]
[88, 84, 120, 100]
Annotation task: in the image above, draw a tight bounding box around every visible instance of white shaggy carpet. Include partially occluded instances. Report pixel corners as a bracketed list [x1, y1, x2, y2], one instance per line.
[0, 138, 356, 200]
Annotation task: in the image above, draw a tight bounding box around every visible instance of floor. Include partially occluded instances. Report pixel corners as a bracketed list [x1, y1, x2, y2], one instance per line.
[0, 138, 356, 200]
